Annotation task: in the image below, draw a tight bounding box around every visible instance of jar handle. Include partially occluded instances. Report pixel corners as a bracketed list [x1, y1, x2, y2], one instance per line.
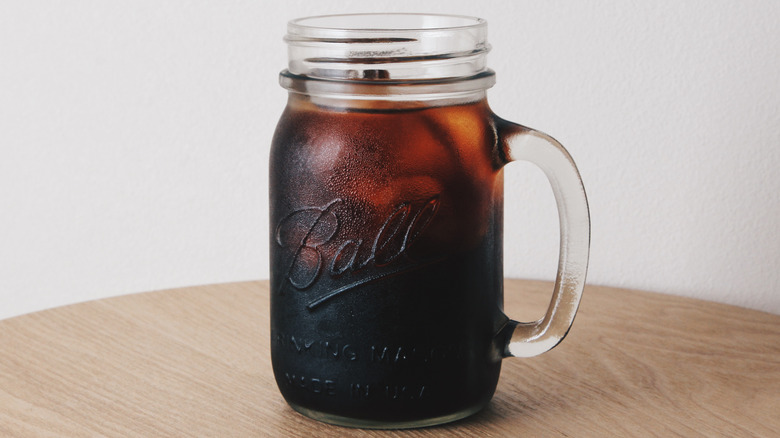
[495, 116, 591, 358]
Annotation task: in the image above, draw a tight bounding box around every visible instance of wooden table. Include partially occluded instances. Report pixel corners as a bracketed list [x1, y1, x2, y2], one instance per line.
[1, 280, 778, 437]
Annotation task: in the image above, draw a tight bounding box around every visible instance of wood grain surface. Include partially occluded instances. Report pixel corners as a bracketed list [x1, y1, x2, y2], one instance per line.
[1, 280, 778, 437]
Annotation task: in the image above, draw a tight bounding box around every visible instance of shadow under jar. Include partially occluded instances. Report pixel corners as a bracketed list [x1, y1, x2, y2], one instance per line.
[269, 13, 590, 429]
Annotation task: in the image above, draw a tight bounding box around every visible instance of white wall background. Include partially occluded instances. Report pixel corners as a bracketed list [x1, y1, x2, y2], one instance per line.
[1, 0, 778, 320]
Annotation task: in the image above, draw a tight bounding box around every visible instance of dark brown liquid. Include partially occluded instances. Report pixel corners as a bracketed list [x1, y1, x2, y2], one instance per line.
[270, 95, 509, 425]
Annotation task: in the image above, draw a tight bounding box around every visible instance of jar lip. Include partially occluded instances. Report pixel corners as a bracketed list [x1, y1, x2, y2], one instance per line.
[287, 13, 486, 34]
[279, 69, 496, 100]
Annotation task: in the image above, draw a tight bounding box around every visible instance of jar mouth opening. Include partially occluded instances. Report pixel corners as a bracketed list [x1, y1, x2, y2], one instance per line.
[288, 13, 485, 34]
[284, 14, 491, 82]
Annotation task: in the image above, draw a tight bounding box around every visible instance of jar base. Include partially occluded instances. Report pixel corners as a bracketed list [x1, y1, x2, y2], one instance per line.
[287, 400, 488, 430]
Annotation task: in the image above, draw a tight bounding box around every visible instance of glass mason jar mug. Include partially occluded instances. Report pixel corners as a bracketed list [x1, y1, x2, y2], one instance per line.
[270, 14, 590, 429]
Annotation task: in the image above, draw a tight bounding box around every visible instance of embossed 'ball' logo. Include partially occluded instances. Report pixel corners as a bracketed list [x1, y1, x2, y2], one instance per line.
[275, 196, 440, 309]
